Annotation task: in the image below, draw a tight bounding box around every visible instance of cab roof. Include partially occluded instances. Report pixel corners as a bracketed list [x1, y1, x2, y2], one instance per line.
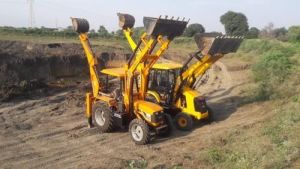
[152, 63, 183, 70]
[100, 67, 126, 77]
[100, 67, 139, 77]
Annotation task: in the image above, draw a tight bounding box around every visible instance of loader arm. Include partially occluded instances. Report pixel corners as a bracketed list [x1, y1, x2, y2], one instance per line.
[117, 13, 188, 114]
[173, 34, 243, 103]
[123, 29, 138, 52]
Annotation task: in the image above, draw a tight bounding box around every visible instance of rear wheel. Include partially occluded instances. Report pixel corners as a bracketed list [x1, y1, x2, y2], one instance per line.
[129, 119, 151, 145]
[92, 102, 114, 132]
[174, 112, 194, 131]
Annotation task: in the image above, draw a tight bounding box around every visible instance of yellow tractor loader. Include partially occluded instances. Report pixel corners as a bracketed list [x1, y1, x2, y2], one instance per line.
[147, 33, 244, 130]
[71, 13, 187, 144]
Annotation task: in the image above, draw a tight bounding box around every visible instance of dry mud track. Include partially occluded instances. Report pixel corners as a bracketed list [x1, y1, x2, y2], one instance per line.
[0, 58, 267, 169]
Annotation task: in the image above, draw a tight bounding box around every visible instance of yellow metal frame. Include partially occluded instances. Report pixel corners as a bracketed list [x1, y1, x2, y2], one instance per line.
[122, 28, 171, 117]
[149, 53, 224, 120]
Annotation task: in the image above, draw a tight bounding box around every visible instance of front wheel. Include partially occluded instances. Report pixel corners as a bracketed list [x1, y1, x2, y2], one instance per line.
[174, 112, 194, 131]
[129, 119, 151, 145]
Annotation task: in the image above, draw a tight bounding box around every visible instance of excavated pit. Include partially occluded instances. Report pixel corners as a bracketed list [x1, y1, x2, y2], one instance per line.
[0, 40, 128, 101]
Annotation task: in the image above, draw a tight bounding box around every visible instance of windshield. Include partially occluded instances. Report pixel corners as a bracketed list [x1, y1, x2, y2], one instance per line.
[148, 69, 180, 93]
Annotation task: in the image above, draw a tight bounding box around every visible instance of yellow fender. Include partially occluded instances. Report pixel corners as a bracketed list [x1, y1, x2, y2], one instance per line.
[146, 90, 161, 103]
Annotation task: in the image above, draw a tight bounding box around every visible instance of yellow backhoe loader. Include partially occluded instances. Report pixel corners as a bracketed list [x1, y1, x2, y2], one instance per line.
[147, 33, 243, 130]
[71, 13, 187, 144]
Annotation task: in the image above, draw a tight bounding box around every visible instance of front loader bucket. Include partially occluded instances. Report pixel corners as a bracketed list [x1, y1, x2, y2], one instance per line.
[194, 33, 243, 56]
[143, 16, 188, 39]
[117, 13, 135, 30]
[71, 18, 90, 33]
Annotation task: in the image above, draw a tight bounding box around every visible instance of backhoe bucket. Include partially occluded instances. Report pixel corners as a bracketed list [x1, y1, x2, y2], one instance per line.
[71, 18, 90, 33]
[117, 13, 135, 30]
[194, 33, 243, 56]
[143, 16, 188, 39]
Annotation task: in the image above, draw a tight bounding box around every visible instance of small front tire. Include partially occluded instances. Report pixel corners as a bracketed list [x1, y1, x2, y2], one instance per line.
[174, 112, 194, 131]
[129, 119, 151, 145]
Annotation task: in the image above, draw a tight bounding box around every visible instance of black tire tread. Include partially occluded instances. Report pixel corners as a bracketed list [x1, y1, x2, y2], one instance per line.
[92, 102, 114, 132]
[129, 119, 151, 145]
[174, 112, 194, 131]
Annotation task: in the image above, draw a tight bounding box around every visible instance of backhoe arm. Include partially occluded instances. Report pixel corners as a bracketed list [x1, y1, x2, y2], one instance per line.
[79, 34, 101, 97]
[71, 18, 101, 98]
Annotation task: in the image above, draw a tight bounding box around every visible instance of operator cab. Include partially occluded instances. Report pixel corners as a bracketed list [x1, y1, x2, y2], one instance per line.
[148, 63, 182, 105]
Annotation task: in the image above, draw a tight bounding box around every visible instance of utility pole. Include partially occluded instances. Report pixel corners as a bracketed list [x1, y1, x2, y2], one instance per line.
[27, 0, 35, 28]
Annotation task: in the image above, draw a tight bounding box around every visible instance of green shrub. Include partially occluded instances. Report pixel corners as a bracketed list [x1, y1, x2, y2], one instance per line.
[252, 50, 292, 100]
[288, 26, 300, 42]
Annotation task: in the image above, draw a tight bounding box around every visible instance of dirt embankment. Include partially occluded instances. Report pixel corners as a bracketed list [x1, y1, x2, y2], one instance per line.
[0, 40, 128, 101]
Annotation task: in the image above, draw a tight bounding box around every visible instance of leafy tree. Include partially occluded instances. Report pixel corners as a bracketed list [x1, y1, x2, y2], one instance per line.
[183, 23, 205, 37]
[260, 23, 274, 38]
[287, 26, 300, 42]
[247, 27, 260, 39]
[273, 27, 287, 38]
[220, 11, 249, 36]
[116, 29, 123, 37]
[98, 25, 110, 37]
[132, 27, 145, 40]
[273, 27, 288, 41]
[90, 29, 96, 33]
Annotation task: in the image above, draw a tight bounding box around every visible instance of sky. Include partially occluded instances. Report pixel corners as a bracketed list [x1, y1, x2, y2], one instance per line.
[0, 0, 299, 32]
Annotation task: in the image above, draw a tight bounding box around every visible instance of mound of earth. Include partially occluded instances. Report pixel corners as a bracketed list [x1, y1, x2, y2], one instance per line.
[0, 40, 128, 101]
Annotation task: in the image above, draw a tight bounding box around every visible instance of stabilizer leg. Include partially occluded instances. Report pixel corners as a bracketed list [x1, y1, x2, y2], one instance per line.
[86, 93, 94, 128]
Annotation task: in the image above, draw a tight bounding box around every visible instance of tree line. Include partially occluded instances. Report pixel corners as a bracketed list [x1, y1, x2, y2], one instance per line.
[1, 11, 300, 42]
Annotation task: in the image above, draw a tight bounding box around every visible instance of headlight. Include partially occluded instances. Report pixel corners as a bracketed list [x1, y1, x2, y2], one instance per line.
[144, 112, 152, 121]
[151, 111, 164, 123]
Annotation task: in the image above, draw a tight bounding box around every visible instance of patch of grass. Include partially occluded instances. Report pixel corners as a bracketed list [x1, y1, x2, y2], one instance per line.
[200, 101, 300, 169]
[127, 158, 148, 169]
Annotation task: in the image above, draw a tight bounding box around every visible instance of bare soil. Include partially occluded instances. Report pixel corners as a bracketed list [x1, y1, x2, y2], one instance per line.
[0, 40, 271, 169]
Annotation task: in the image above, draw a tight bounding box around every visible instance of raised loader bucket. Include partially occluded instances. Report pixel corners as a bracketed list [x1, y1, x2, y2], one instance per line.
[194, 33, 243, 56]
[143, 16, 188, 39]
[71, 18, 90, 33]
[117, 13, 135, 30]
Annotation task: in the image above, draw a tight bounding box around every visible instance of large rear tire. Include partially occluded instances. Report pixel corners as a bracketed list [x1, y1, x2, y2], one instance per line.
[92, 102, 114, 132]
[129, 119, 151, 145]
[174, 112, 194, 131]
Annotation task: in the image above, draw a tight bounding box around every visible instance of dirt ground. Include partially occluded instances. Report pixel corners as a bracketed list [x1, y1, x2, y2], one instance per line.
[0, 40, 271, 169]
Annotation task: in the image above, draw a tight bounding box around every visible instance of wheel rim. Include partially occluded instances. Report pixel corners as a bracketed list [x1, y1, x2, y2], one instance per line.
[178, 117, 187, 127]
[131, 124, 144, 142]
[95, 109, 105, 126]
